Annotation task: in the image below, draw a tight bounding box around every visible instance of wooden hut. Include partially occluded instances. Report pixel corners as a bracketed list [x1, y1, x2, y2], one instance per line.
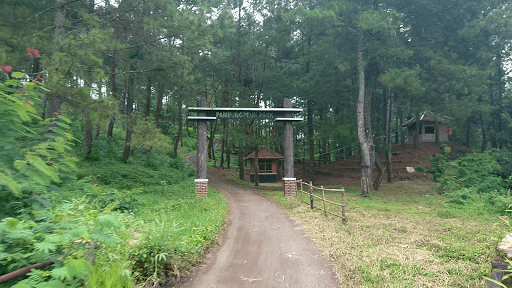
[244, 148, 283, 183]
[403, 111, 453, 143]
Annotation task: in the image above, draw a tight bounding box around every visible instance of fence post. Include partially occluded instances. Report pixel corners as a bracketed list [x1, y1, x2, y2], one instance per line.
[300, 180, 303, 199]
[341, 187, 347, 223]
[321, 185, 327, 217]
[309, 181, 314, 209]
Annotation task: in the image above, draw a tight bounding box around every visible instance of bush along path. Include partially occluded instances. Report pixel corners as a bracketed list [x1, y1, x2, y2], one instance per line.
[179, 167, 339, 288]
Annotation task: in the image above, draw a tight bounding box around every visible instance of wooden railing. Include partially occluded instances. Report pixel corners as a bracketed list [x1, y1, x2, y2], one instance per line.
[295, 179, 347, 223]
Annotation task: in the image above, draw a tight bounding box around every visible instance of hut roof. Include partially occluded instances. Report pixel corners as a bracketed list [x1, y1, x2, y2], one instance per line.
[403, 111, 453, 127]
[244, 148, 283, 160]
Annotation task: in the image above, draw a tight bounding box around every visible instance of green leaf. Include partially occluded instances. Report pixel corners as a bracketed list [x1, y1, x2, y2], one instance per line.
[34, 242, 57, 254]
[11, 72, 26, 79]
[51, 266, 71, 281]
[96, 215, 120, 229]
[91, 230, 116, 243]
[28, 156, 60, 183]
[66, 258, 91, 279]
[0, 172, 21, 196]
[483, 277, 507, 287]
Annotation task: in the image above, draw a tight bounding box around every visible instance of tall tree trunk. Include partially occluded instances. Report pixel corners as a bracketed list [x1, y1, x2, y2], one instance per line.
[220, 121, 226, 167]
[47, 0, 66, 120]
[95, 123, 100, 140]
[365, 87, 374, 186]
[385, 89, 393, 183]
[226, 137, 231, 169]
[208, 121, 217, 164]
[307, 100, 315, 183]
[497, 51, 503, 149]
[373, 153, 384, 191]
[173, 98, 183, 159]
[399, 107, 405, 148]
[83, 110, 93, 157]
[107, 50, 116, 141]
[480, 112, 487, 152]
[123, 72, 134, 161]
[107, 115, 115, 142]
[145, 78, 151, 117]
[357, 35, 372, 196]
[155, 83, 164, 124]
[414, 112, 420, 149]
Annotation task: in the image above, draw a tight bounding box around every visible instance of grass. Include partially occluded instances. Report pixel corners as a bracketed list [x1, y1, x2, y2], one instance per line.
[128, 182, 228, 284]
[76, 142, 229, 286]
[258, 180, 509, 287]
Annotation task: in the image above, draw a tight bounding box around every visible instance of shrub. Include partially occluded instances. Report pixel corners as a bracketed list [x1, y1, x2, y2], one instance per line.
[416, 164, 426, 173]
[435, 150, 503, 194]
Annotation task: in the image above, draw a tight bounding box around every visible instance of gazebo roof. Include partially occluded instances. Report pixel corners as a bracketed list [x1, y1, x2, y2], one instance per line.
[403, 111, 453, 127]
[244, 148, 283, 160]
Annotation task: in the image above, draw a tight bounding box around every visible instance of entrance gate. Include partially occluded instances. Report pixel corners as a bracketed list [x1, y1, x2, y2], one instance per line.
[187, 97, 303, 197]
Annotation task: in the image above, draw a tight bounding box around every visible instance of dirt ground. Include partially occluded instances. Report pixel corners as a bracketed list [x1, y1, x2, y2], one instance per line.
[179, 167, 339, 288]
[295, 142, 472, 187]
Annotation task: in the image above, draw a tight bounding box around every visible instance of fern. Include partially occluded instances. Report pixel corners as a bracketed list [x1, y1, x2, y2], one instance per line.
[34, 242, 57, 254]
[51, 266, 71, 282]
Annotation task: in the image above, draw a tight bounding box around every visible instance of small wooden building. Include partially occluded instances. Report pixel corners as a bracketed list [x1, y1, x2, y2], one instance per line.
[403, 111, 453, 143]
[244, 148, 283, 183]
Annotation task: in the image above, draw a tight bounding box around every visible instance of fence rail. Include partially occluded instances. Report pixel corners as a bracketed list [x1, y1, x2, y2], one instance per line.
[295, 179, 347, 223]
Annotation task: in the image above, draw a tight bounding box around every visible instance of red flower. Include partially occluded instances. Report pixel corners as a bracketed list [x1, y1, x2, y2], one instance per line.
[25, 101, 34, 105]
[26, 48, 40, 58]
[0, 65, 12, 73]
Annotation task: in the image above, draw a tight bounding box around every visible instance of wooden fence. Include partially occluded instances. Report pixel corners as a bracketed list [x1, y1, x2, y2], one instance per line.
[295, 179, 347, 223]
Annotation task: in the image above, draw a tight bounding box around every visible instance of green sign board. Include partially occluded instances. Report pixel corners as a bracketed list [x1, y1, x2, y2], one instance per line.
[187, 107, 303, 122]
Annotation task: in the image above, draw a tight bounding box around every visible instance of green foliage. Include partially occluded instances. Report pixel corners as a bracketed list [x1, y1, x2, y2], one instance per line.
[132, 117, 172, 155]
[415, 164, 425, 173]
[429, 150, 512, 216]
[77, 158, 194, 190]
[129, 183, 227, 283]
[0, 77, 77, 196]
[427, 153, 448, 181]
[497, 149, 512, 181]
[86, 261, 131, 288]
[437, 151, 503, 193]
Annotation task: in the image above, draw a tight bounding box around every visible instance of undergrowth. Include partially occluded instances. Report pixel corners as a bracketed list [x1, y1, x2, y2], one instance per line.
[1, 77, 227, 288]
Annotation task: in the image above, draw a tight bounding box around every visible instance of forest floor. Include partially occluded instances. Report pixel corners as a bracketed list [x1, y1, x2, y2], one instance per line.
[177, 167, 340, 288]
[295, 141, 472, 187]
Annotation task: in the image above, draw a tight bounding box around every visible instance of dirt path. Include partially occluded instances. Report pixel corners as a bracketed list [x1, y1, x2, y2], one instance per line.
[180, 167, 340, 288]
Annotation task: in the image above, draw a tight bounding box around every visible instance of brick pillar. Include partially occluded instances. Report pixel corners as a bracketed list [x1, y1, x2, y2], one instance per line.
[195, 179, 208, 197]
[283, 178, 296, 196]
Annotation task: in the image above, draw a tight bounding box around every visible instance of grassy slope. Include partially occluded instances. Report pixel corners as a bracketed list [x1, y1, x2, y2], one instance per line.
[257, 180, 509, 287]
[74, 132, 228, 286]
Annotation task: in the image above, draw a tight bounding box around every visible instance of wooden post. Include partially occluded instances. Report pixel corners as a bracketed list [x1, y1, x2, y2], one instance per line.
[321, 186, 326, 217]
[309, 181, 314, 209]
[195, 96, 208, 197]
[341, 188, 347, 223]
[300, 180, 303, 198]
[283, 98, 296, 196]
